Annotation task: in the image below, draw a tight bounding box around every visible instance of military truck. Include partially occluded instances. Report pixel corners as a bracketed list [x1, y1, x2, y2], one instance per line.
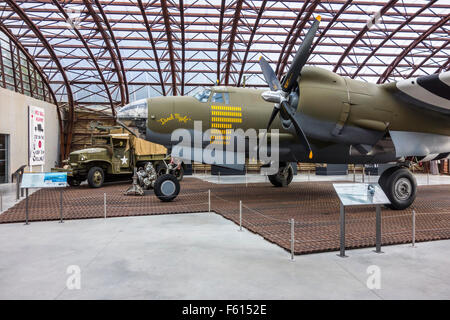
[53, 131, 184, 189]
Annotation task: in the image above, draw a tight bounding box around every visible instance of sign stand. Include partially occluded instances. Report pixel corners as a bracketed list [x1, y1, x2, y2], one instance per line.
[334, 183, 391, 258]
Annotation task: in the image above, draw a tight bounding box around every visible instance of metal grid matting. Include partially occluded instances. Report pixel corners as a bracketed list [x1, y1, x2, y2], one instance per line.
[1, 178, 450, 255]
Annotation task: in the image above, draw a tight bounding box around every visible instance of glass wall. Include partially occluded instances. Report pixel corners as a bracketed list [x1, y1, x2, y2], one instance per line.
[0, 30, 52, 103]
[0, 134, 8, 184]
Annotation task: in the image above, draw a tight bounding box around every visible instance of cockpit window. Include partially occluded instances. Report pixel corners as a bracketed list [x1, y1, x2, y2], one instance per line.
[194, 89, 211, 103]
[223, 93, 230, 105]
[117, 99, 148, 119]
[212, 93, 224, 103]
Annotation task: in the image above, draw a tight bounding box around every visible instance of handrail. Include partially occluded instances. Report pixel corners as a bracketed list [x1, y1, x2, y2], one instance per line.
[12, 165, 27, 200]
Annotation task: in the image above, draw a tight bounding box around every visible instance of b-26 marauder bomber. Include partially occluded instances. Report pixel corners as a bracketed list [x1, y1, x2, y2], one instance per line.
[117, 16, 450, 210]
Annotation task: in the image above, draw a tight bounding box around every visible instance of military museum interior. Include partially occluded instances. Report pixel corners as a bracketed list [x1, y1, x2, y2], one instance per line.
[0, 0, 449, 303]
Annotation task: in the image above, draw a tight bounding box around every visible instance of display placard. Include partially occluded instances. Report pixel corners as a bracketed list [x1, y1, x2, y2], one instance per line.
[21, 173, 67, 189]
[29, 106, 45, 166]
[333, 183, 391, 206]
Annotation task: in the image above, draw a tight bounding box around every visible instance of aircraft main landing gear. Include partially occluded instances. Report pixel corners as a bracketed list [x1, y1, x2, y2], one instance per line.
[268, 163, 294, 188]
[378, 166, 417, 210]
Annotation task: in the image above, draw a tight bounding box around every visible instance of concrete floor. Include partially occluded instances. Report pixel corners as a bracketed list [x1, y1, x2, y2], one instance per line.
[0, 213, 449, 300]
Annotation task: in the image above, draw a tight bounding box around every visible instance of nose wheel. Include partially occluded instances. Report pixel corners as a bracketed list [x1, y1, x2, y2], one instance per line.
[268, 163, 294, 188]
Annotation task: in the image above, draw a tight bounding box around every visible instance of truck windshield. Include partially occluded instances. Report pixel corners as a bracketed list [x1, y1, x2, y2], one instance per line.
[92, 137, 110, 146]
[193, 89, 211, 103]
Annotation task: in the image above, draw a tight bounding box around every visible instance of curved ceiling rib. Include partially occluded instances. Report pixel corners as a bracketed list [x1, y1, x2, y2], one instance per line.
[179, 0, 185, 95]
[310, 0, 352, 54]
[0, 21, 65, 162]
[277, 0, 320, 78]
[275, 0, 310, 77]
[0, 22, 58, 107]
[51, 0, 115, 115]
[4, 0, 75, 159]
[333, 0, 399, 74]
[160, 0, 178, 96]
[352, 0, 437, 79]
[90, 0, 129, 105]
[137, 0, 167, 96]
[216, 0, 226, 84]
[237, 0, 267, 87]
[407, 40, 450, 78]
[224, 0, 244, 86]
[437, 59, 450, 74]
[379, 15, 450, 83]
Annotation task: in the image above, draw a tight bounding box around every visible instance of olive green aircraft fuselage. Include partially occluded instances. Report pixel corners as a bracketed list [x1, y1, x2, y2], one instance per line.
[118, 66, 450, 165]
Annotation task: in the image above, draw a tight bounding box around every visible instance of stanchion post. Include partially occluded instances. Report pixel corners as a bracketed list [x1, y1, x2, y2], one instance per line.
[412, 209, 416, 248]
[208, 190, 211, 213]
[104, 193, 107, 219]
[0, 192, 2, 212]
[353, 165, 356, 182]
[362, 166, 365, 183]
[339, 202, 347, 258]
[375, 205, 382, 254]
[59, 189, 64, 224]
[25, 188, 29, 225]
[290, 219, 295, 261]
[239, 201, 243, 232]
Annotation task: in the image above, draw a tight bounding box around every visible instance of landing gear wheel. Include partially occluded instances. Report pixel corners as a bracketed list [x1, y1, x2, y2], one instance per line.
[87, 167, 105, 188]
[154, 174, 180, 202]
[379, 167, 417, 210]
[67, 177, 81, 187]
[156, 163, 168, 177]
[173, 166, 184, 182]
[268, 164, 294, 188]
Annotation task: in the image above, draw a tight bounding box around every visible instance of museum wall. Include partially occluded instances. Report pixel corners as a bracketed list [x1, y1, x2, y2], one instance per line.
[0, 87, 60, 180]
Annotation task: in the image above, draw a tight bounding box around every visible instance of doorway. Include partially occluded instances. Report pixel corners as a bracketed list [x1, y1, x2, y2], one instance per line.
[0, 134, 9, 184]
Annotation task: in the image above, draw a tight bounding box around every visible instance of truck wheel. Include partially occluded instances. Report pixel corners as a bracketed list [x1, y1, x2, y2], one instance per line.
[87, 167, 105, 188]
[379, 168, 417, 210]
[67, 177, 81, 187]
[154, 174, 180, 202]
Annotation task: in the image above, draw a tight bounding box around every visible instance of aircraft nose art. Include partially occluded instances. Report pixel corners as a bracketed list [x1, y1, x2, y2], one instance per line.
[117, 99, 149, 120]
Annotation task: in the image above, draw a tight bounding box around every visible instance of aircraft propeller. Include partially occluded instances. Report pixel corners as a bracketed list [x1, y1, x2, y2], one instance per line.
[259, 16, 321, 160]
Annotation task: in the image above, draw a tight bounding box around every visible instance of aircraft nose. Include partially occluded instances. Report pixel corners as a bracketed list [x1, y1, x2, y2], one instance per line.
[117, 99, 148, 121]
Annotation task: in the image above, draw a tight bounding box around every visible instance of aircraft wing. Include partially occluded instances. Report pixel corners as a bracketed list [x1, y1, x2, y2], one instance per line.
[385, 71, 450, 115]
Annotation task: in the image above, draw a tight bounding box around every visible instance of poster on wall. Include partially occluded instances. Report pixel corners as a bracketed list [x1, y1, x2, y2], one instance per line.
[29, 106, 45, 166]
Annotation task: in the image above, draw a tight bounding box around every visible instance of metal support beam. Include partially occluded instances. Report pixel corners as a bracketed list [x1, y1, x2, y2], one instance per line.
[237, 0, 267, 87]
[353, 0, 437, 78]
[407, 40, 450, 78]
[224, 0, 243, 86]
[5, 0, 74, 160]
[277, 0, 320, 78]
[379, 15, 450, 83]
[53, 0, 115, 116]
[216, 0, 226, 84]
[334, 0, 399, 74]
[93, 0, 129, 105]
[137, 0, 167, 96]
[160, 0, 178, 96]
[179, 0, 185, 95]
[276, 1, 310, 77]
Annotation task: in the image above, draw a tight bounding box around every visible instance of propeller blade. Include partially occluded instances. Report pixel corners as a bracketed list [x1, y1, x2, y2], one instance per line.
[267, 107, 280, 130]
[281, 16, 321, 93]
[259, 57, 282, 92]
[280, 101, 314, 159]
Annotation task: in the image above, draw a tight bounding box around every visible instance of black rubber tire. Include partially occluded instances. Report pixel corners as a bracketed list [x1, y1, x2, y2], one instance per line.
[268, 164, 294, 188]
[87, 167, 105, 188]
[154, 174, 180, 202]
[67, 177, 81, 187]
[379, 168, 417, 210]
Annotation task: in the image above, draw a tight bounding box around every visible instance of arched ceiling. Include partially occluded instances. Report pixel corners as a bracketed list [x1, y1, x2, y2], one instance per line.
[0, 0, 449, 116]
